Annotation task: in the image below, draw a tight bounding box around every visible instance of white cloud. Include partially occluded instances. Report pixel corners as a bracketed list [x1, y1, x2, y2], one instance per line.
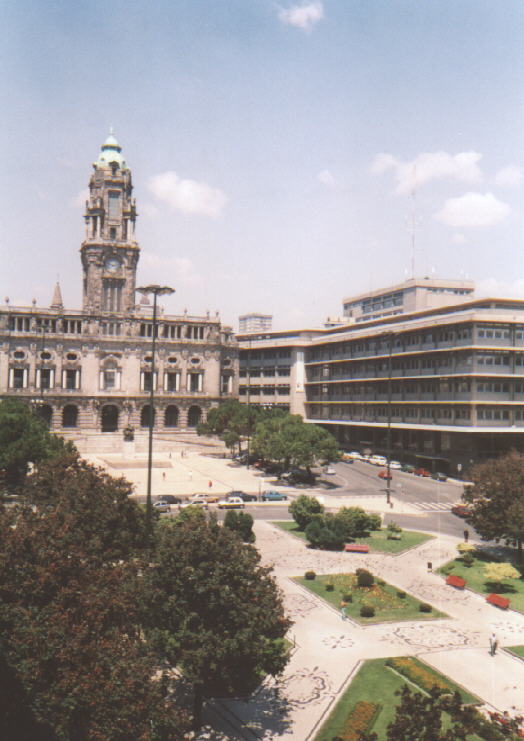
[317, 169, 336, 187]
[148, 171, 227, 217]
[371, 151, 483, 194]
[435, 192, 510, 228]
[494, 165, 523, 187]
[477, 278, 524, 299]
[451, 232, 467, 244]
[70, 188, 89, 208]
[141, 252, 201, 285]
[278, 2, 324, 31]
[140, 202, 160, 218]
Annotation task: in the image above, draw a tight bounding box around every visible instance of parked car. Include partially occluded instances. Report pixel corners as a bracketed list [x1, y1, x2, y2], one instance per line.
[157, 495, 182, 504]
[431, 472, 448, 482]
[451, 504, 472, 518]
[218, 496, 245, 509]
[229, 490, 258, 502]
[369, 455, 387, 466]
[179, 495, 209, 510]
[401, 463, 416, 473]
[414, 467, 431, 477]
[389, 460, 402, 470]
[153, 501, 171, 513]
[378, 469, 392, 480]
[323, 466, 336, 475]
[262, 490, 288, 501]
[281, 469, 316, 485]
[346, 451, 362, 460]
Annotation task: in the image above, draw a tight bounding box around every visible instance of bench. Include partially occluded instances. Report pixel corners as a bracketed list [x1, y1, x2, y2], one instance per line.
[446, 574, 466, 589]
[486, 593, 510, 609]
[344, 543, 369, 553]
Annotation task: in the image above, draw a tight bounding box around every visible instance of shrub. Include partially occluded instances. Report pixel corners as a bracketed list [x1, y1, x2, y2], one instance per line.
[356, 569, 374, 587]
[289, 495, 325, 530]
[419, 602, 432, 613]
[305, 519, 345, 550]
[304, 570, 316, 580]
[387, 521, 402, 534]
[360, 605, 375, 618]
[342, 593, 353, 603]
[462, 552, 474, 568]
[396, 590, 406, 599]
[325, 583, 334, 592]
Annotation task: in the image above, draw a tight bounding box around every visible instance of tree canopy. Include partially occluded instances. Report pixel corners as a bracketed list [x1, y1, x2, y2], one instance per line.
[196, 399, 263, 453]
[0, 399, 73, 490]
[143, 514, 291, 729]
[463, 451, 524, 560]
[252, 413, 339, 471]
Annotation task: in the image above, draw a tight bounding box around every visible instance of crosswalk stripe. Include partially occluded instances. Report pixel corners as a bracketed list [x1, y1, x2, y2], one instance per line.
[412, 502, 452, 511]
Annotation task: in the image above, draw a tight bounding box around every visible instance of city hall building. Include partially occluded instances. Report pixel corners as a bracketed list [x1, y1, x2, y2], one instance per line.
[0, 134, 238, 439]
[238, 279, 524, 474]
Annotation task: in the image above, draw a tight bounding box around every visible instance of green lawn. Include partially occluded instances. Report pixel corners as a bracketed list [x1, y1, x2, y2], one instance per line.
[507, 645, 524, 659]
[314, 658, 482, 741]
[296, 572, 446, 624]
[274, 521, 432, 554]
[437, 551, 524, 614]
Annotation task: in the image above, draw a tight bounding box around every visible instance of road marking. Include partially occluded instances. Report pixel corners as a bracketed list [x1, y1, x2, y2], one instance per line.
[411, 501, 453, 512]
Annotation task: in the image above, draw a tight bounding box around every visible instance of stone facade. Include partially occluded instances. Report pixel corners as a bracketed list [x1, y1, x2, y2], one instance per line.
[0, 133, 238, 437]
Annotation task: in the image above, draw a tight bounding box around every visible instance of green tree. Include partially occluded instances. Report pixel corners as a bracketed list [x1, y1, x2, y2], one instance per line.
[289, 494, 325, 530]
[144, 515, 291, 730]
[197, 399, 259, 455]
[0, 399, 73, 490]
[22, 452, 147, 561]
[224, 509, 256, 542]
[252, 413, 339, 471]
[0, 506, 189, 741]
[327, 507, 381, 539]
[464, 451, 524, 561]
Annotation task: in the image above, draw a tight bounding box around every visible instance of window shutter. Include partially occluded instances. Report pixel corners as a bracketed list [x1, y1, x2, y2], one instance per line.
[116, 371, 121, 390]
[99, 371, 105, 390]
[62, 370, 67, 388]
[8, 368, 14, 388]
[198, 373, 203, 392]
[23, 369, 28, 388]
[36, 369, 41, 389]
[75, 370, 80, 390]
[140, 372, 145, 391]
[50, 369, 55, 388]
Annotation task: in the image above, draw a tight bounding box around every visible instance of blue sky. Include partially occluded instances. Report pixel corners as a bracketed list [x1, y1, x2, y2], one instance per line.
[1, 0, 523, 329]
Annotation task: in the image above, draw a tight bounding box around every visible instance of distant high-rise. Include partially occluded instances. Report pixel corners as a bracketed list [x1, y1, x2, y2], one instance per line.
[239, 313, 273, 333]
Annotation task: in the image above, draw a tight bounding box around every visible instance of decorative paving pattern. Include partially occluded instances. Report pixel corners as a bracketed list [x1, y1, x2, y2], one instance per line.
[390, 623, 473, 649]
[407, 582, 471, 604]
[490, 621, 524, 640]
[322, 634, 355, 650]
[284, 593, 319, 619]
[277, 667, 334, 708]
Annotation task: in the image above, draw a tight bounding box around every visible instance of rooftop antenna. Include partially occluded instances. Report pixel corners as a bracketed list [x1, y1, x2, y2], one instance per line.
[406, 163, 422, 279]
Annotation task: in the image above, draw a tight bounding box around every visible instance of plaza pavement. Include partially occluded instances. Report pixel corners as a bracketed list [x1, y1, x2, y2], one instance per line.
[202, 522, 524, 740]
[84, 449, 524, 739]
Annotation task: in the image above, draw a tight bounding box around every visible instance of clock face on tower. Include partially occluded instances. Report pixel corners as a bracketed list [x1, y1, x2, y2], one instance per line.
[105, 257, 121, 273]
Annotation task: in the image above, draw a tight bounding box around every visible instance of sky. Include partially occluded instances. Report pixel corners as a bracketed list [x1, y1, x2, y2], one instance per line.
[1, 0, 523, 331]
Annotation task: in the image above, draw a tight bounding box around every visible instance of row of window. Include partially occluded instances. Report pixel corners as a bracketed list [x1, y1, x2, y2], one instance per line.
[38, 403, 203, 430]
[239, 386, 290, 396]
[239, 368, 290, 378]
[308, 404, 520, 424]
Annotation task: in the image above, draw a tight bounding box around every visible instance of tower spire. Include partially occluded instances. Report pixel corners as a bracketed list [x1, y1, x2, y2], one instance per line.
[50, 280, 63, 309]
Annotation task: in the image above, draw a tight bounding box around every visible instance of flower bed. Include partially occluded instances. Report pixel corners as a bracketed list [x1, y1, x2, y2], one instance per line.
[341, 701, 380, 741]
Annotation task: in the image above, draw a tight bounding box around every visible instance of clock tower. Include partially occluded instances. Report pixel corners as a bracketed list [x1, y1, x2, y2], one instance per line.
[81, 131, 139, 313]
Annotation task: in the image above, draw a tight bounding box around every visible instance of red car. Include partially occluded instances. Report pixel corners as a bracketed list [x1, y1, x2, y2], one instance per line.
[451, 504, 472, 518]
[414, 467, 431, 477]
[378, 469, 392, 480]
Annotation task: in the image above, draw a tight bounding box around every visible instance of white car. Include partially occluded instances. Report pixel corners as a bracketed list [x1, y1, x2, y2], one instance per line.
[369, 455, 387, 466]
[179, 495, 209, 510]
[217, 496, 245, 510]
[389, 461, 402, 470]
[345, 451, 362, 460]
[324, 466, 336, 475]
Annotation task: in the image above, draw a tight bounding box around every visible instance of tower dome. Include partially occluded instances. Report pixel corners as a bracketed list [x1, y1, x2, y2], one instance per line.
[95, 129, 127, 169]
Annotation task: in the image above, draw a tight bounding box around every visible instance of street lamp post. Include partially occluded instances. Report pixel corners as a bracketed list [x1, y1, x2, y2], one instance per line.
[135, 284, 175, 541]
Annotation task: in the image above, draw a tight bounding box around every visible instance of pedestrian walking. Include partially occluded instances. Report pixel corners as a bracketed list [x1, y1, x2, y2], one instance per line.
[489, 632, 498, 655]
[340, 601, 348, 620]
[427, 561, 433, 572]
[464, 529, 469, 543]
[162, 472, 166, 480]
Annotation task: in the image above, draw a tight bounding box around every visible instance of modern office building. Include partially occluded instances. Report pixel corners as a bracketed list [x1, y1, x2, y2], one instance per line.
[239, 284, 524, 473]
[0, 133, 238, 438]
[239, 313, 273, 333]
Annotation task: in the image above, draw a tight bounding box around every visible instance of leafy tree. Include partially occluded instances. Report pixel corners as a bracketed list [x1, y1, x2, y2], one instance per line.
[224, 509, 256, 542]
[21, 452, 147, 561]
[484, 562, 520, 583]
[0, 399, 73, 490]
[252, 413, 339, 471]
[0, 506, 189, 741]
[327, 507, 381, 539]
[305, 518, 345, 550]
[464, 451, 524, 561]
[197, 399, 261, 454]
[143, 515, 291, 730]
[289, 494, 325, 530]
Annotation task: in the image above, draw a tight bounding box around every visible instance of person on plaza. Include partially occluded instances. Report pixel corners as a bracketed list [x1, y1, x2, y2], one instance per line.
[489, 632, 498, 655]
[340, 601, 348, 620]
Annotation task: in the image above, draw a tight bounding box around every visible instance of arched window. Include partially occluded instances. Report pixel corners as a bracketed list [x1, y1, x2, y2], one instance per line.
[141, 405, 155, 428]
[187, 405, 202, 428]
[101, 404, 119, 432]
[62, 404, 78, 428]
[164, 405, 179, 428]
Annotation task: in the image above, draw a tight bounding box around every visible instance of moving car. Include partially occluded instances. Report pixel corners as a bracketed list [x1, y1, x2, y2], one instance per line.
[229, 490, 258, 502]
[179, 495, 209, 510]
[218, 496, 245, 509]
[401, 464, 416, 473]
[369, 455, 387, 466]
[157, 495, 182, 504]
[451, 504, 472, 518]
[262, 490, 288, 501]
[389, 460, 402, 470]
[414, 467, 431, 477]
[378, 469, 392, 480]
[153, 501, 171, 513]
[431, 472, 448, 482]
